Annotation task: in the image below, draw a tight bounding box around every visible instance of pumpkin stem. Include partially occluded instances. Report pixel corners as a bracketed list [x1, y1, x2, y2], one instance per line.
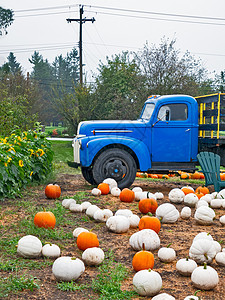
[148, 268, 152, 272]
[167, 243, 172, 248]
[71, 257, 77, 260]
[147, 212, 153, 217]
[204, 253, 208, 260]
[194, 290, 201, 296]
[43, 207, 46, 212]
[142, 243, 145, 251]
[45, 242, 52, 246]
[203, 262, 207, 269]
[186, 256, 189, 261]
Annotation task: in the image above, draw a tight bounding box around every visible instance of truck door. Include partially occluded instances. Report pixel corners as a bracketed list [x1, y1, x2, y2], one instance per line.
[151, 103, 191, 162]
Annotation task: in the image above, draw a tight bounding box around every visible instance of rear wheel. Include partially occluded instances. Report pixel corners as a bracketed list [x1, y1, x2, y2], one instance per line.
[92, 148, 137, 189]
[81, 167, 96, 185]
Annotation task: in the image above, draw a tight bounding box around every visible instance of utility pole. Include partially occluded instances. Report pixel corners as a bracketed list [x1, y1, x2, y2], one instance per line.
[67, 6, 95, 86]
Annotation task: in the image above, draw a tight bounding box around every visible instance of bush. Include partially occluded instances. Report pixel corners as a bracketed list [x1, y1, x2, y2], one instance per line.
[0, 128, 53, 199]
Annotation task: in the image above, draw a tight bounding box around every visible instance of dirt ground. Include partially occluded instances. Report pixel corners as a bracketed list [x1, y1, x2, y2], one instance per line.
[1, 173, 225, 300]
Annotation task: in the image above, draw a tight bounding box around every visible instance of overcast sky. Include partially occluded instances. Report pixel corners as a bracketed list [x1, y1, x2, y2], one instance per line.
[1, 0, 225, 81]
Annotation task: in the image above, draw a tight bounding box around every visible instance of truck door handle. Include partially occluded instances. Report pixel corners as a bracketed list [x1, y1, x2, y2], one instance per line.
[185, 129, 190, 132]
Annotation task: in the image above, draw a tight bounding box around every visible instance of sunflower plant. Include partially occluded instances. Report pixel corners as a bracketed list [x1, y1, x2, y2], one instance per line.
[0, 128, 53, 199]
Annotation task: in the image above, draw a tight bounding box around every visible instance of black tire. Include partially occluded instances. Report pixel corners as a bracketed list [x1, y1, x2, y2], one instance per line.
[81, 167, 97, 185]
[92, 148, 137, 189]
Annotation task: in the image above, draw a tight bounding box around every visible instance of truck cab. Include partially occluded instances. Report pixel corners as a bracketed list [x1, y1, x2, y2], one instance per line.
[72, 94, 199, 188]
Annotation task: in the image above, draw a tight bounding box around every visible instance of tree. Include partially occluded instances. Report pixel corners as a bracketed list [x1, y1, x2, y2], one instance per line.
[0, 7, 14, 35]
[0, 52, 21, 75]
[93, 52, 148, 120]
[134, 37, 213, 96]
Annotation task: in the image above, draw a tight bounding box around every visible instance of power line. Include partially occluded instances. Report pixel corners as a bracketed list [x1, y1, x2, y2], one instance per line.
[86, 10, 225, 26]
[15, 10, 77, 18]
[86, 4, 225, 22]
[15, 4, 78, 13]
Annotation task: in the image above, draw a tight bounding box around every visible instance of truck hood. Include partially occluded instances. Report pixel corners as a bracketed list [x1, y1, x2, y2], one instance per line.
[77, 120, 146, 136]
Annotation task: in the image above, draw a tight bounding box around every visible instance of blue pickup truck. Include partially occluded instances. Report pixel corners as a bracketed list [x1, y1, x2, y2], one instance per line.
[72, 93, 225, 188]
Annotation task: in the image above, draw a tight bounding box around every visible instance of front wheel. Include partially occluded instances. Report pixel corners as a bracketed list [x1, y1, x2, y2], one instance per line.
[81, 167, 97, 185]
[92, 148, 137, 189]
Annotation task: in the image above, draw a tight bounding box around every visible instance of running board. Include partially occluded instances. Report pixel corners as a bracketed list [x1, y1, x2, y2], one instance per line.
[147, 162, 197, 174]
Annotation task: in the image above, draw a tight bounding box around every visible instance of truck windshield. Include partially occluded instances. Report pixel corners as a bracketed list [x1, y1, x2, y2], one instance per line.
[140, 103, 155, 120]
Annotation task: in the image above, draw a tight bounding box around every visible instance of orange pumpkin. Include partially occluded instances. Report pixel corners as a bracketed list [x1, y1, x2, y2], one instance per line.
[97, 183, 110, 195]
[181, 187, 194, 195]
[220, 173, 225, 181]
[34, 210, 56, 229]
[76, 231, 99, 251]
[199, 172, 205, 179]
[190, 172, 201, 180]
[180, 172, 191, 180]
[195, 186, 209, 195]
[132, 244, 154, 271]
[139, 198, 158, 214]
[119, 188, 135, 203]
[45, 184, 61, 199]
[139, 173, 148, 178]
[195, 191, 204, 199]
[151, 174, 158, 179]
[162, 174, 169, 179]
[157, 174, 163, 179]
[138, 215, 161, 234]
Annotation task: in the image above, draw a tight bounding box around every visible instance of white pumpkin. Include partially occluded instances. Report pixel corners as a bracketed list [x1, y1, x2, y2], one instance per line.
[215, 251, 225, 266]
[129, 229, 160, 251]
[222, 200, 225, 209]
[158, 246, 176, 262]
[219, 215, 225, 225]
[192, 232, 213, 242]
[52, 256, 85, 281]
[17, 235, 42, 258]
[86, 204, 100, 218]
[200, 194, 212, 203]
[69, 203, 83, 212]
[210, 198, 222, 208]
[132, 186, 143, 193]
[168, 188, 185, 204]
[62, 198, 76, 208]
[42, 243, 60, 258]
[189, 239, 216, 264]
[93, 209, 113, 222]
[154, 192, 164, 200]
[196, 199, 208, 208]
[156, 203, 180, 223]
[106, 215, 130, 233]
[152, 293, 175, 300]
[176, 257, 197, 276]
[138, 191, 156, 200]
[73, 227, 89, 238]
[183, 291, 201, 300]
[194, 206, 215, 225]
[191, 263, 219, 290]
[218, 188, 225, 199]
[91, 188, 101, 196]
[80, 201, 92, 211]
[110, 187, 121, 197]
[128, 214, 140, 228]
[134, 191, 143, 201]
[211, 192, 222, 199]
[133, 269, 162, 296]
[213, 241, 222, 254]
[183, 193, 199, 207]
[82, 247, 104, 265]
[103, 178, 117, 191]
[180, 206, 191, 219]
[115, 209, 133, 218]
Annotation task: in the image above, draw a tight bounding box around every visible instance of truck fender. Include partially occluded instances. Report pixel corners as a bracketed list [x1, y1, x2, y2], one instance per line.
[80, 136, 151, 170]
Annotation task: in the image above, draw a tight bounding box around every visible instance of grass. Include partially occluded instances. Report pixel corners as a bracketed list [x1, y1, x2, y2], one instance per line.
[0, 274, 39, 298]
[91, 251, 137, 300]
[57, 281, 89, 292]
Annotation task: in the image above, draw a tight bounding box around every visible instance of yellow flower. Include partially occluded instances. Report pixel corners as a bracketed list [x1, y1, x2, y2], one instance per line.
[37, 148, 45, 157]
[7, 157, 12, 163]
[8, 147, 16, 153]
[29, 149, 34, 156]
[19, 160, 24, 167]
[3, 138, 7, 144]
[30, 171, 33, 176]
[17, 136, 22, 142]
[4, 162, 7, 167]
